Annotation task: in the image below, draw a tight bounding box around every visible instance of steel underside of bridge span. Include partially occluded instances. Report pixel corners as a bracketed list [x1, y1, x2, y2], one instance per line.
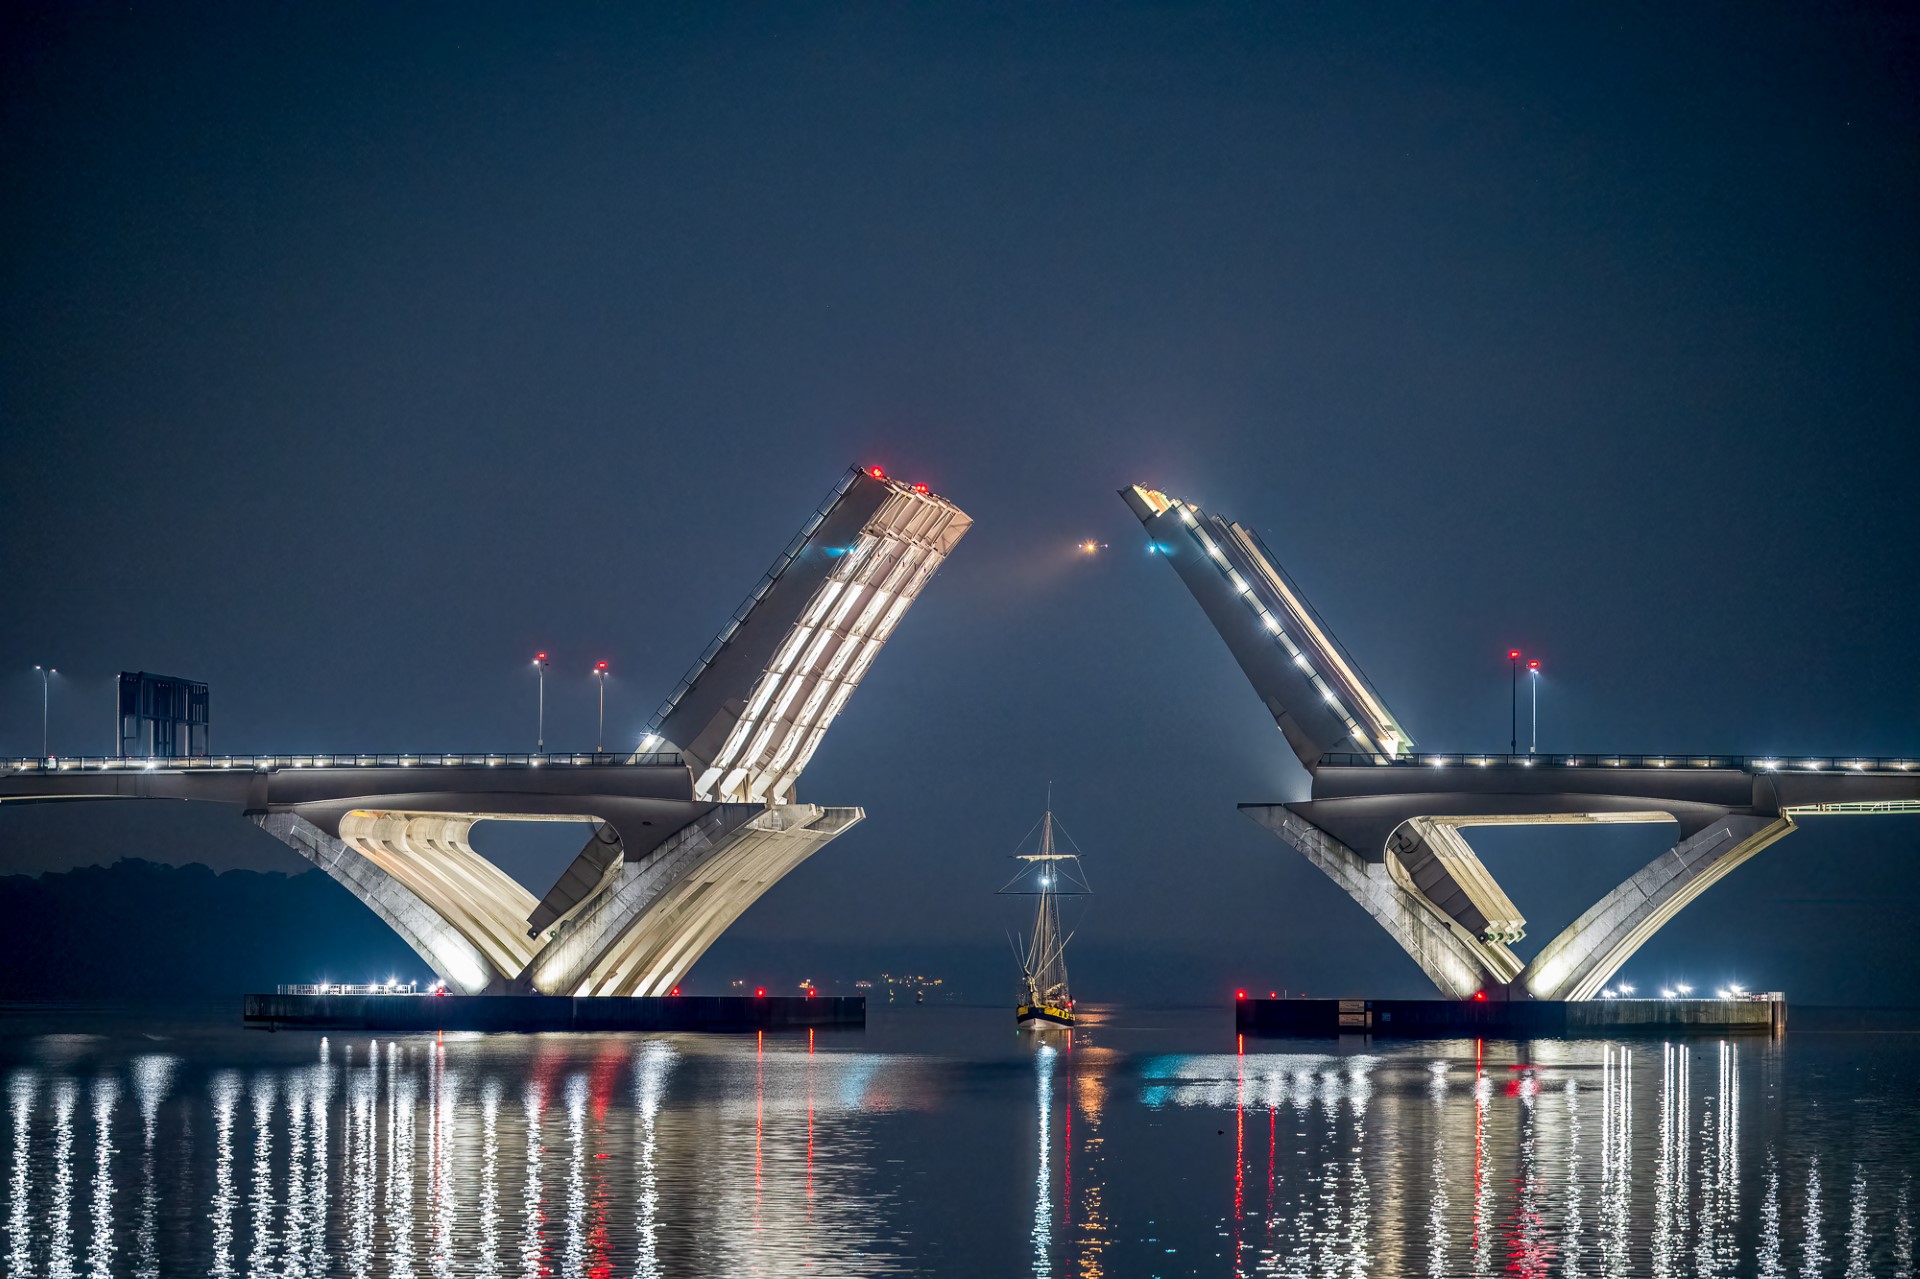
[0, 466, 971, 996]
[1125, 483, 1919, 1000]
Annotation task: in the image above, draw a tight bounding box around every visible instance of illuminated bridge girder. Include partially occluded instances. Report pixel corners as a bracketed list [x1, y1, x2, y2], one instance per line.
[649, 468, 971, 804]
[1130, 482, 1918, 999]
[1, 465, 970, 998]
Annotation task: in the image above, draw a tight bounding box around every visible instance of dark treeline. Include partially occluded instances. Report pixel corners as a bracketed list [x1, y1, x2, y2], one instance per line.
[0, 859, 418, 999]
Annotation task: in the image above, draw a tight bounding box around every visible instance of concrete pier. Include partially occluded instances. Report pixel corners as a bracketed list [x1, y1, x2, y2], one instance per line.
[244, 992, 864, 1033]
[1236, 996, 1785, 1038]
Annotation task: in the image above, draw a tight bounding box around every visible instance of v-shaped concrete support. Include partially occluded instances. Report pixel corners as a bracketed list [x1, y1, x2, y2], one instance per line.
[1243, 804, 1798, 1000]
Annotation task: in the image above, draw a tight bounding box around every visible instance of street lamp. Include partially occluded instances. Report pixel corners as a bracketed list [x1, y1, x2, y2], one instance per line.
[1528, 659, 1541, 754]
[1507, 650, 1520, 755]
[533, 652, 549, 751]
[593, 661, 609, 754]
[32, 665, 55, 759]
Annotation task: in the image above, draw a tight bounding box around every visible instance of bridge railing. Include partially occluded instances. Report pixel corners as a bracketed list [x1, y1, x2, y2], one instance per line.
[4, 751, 685, 773]
[1316, 751, 1916, 775]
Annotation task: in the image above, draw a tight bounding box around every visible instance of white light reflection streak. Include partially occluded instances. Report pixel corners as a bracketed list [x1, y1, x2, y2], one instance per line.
[1561, 1078, 1582, 1277]
[1804, 1155, 1826, 1277]
[1846, 1166, 1869, 1279]
[633, 1043, 673, 1279]
[386, 1047, 416, 1279]
[309, 1055, 333, 1279]
[1472, 1061, 1491, 1279]
[247, 1074, 278, 1278]
[1344, 1057, 1374, 1275]
[86, 1076, 118, 1279]
[50, 1079, 76, 1279]
[564, 1073, 587, 1279]
[345, 1047, 377, 1279]
[209, 1072, 240, 1279]
[1756, 1148, 1784, 1279]
[283, 1069, 310, 1279]
[1599, 1047, 1632, 1277]
[6, 1072, 35, 1278]
[1426, 1062, 1448, 1278]
[521, 1078, 545, 1279]
[479, 1079, 501, 1279]
[430, 1043, 456, 1279]
[132, 1056, 175, 1279]
[1032, 1043, 1055, 1278]
[1892, 1177, 1912, 1278]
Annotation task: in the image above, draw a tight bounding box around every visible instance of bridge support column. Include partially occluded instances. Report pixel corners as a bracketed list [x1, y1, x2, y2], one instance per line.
[522, 803, 863, 997]
[253, 812, 514, 995]
[1242, 805, 1517, 998]
[1525, 814, 1795, 1002]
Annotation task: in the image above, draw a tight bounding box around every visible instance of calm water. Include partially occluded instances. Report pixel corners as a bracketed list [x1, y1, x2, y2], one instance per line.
[1, 1003, 1916, 1277]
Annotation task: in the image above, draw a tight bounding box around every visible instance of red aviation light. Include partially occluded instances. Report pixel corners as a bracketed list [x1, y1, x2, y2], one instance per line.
[755, 987, 766, 998]
[1473, 991, 1488, 1002]
[1528, 659, 1540, 670]
[807, 987, 816, 999]
[1507, 649, 1520, 660]
[912, 482, 929, 494]
[867, 466, 887, 480]
[1235, 989, 1247, 1001]
[595, 661, 608, 672]
[535, 652, 548, 662]
[669, 986, 680, 997]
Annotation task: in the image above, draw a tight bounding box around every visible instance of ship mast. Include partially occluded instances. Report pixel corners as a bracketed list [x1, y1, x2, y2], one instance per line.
[1024, 808, 1071, 1008]
[1000, 792, 1088, 1013]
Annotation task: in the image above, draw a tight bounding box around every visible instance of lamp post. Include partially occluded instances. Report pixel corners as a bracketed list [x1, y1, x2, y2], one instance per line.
[1528, 659, 1541, 754]
[1507, 650, 1520, 755]
[533, 652, 549, 751]
[593, 661, 609, 754]
[33, 665, 54, 759]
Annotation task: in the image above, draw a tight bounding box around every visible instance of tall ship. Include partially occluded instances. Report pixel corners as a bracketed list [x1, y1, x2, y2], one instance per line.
[1000, 799, 1090, 1029]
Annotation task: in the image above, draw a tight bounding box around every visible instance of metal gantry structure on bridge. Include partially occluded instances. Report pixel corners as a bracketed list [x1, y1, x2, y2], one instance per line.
[1123, 484, 1919, 1001]
[0, 465, 972, 997]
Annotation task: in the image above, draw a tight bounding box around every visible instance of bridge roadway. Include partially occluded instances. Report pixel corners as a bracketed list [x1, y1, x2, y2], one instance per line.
[1125, 483, 1919, 1002]
[0, 465, 973, 997]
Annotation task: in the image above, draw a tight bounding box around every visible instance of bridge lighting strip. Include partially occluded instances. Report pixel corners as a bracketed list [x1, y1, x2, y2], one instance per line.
[1228, 523, 1410, 755]
[1181, 518, 1386, 758]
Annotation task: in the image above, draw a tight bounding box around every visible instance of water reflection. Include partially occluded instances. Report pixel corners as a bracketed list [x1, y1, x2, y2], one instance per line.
[131, 1055, 174, 1279]
[50, 1078, 76, 1279]
[6, 1072, 33, 1278]
[1031, 1042, 1054, 1278]
[85, 1076, 117, 1279]
[1, 1018, 1918, 1276]
[632, 1042, 672, 1279]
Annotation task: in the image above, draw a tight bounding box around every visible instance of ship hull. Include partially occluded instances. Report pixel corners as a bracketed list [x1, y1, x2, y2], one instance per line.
[1016, 1003, 1074, 1029]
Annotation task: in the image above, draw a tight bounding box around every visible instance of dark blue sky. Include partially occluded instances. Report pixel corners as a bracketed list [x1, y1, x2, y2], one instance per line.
[3, 4, 1915, 1002]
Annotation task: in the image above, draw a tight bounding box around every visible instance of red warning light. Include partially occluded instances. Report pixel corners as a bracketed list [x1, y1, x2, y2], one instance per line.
[755, 987, 766, 998]
[1269, 991, 1277, 999]
[807, 988, 816, 999]
[867, 466, 887, 480]
[1473, 990, 1488, 1002]
[595, 661, 608, 672]
[669, 986, 680, 997]
[535, 652, 548, 662]
[1528, 660, 1540, 671]
[1507, 649, 1520, 660]
[912, 482, 929, 494]
[1236, 989, 1247, 1001]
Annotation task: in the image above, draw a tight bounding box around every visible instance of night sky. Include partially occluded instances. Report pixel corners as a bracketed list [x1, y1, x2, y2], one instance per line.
[3, 5, 1916, 1003]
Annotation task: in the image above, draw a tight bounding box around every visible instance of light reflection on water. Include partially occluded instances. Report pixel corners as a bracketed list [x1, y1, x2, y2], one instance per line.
[0, 1008, 1917, 1276]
